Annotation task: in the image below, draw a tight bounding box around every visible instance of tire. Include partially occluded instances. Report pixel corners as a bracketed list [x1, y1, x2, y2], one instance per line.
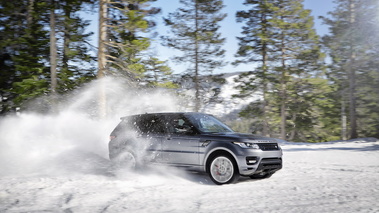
[208, 155, 239, 185]
[113, 150, 138, 170]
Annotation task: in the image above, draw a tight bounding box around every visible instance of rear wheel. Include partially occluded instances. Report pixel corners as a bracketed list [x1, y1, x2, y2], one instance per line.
[114, 150, 137, 170]
[208, 155, 239, 185]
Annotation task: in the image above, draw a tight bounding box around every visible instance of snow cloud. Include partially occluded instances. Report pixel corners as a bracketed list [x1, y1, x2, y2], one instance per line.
[0, 77, 180, 176]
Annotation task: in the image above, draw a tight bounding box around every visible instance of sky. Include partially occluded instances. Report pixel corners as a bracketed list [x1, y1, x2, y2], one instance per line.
[85, 0, 337, 74]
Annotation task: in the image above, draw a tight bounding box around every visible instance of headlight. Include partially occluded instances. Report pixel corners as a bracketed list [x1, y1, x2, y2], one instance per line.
[232, 142, 259, 149]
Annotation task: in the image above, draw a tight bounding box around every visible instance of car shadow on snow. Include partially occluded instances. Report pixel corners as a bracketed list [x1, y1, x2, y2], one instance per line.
[145, 167, 264, 185]
[144, 170, 262, 185]
[48, 151, 226, 185]
[51, 151, 273, 185]
[131, 166, 217, 185]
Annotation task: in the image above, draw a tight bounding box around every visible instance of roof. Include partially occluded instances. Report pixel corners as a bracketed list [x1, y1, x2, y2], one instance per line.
[120, 112, 209, 120]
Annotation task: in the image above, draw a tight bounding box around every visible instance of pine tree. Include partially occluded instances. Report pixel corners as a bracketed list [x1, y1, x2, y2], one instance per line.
[50, 0, 58, 110]
[162, 0, 227, 112]
[58, 0, 96, 91]
[97, 0, 163, 117]
[273, 0, 325, 140]
[102, 0, 160, 79]
[0, 0, 50, 112]
[234, 0, 277, 136]
[322, 0, 379, 139]
[235, 0, 326, 141]
[0, 0, 97, 113]
[144, 57, 177, 88]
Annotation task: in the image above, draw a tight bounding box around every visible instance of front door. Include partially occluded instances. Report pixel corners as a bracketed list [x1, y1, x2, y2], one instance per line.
[161, 115, 201, 166]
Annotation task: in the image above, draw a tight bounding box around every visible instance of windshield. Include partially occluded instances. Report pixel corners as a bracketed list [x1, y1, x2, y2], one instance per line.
[187, 114, 234, 133]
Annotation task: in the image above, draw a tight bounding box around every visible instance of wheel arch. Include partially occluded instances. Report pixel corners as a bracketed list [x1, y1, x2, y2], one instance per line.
[204, 148, 239, 173]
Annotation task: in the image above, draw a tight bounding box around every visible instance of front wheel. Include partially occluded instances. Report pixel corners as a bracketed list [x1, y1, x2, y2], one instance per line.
[208, 155, 239, 185]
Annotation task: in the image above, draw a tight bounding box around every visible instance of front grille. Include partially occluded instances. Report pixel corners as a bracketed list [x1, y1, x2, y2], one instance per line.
[256, 158, 283, 173]
[257, 143, 280, 151]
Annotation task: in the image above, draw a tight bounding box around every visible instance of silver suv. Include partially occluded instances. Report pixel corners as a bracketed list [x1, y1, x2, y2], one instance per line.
[108, 112, 282, 184]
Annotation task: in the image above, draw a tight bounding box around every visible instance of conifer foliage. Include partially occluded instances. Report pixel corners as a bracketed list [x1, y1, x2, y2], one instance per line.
[162, 0, 227, 111]
[0, 0, 378, 141]
[100, 0, 160, 79]
[235, 0, 327, 141]
[0, 0, 96, 113]
[0, 0, 50, 112]
[322, 0, 379, 138]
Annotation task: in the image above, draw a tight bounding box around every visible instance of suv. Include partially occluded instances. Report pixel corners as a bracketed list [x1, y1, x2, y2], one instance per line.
[108, 112, 282, 184]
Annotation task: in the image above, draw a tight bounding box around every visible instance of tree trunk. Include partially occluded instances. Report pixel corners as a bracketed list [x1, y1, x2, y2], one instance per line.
[262, 61, 269, 137]
[62, 5, 70, 74]
[280, 32, 287, 140]
[280, 80, 287, 140]
[289, 113, 297, 141]
[194, 1, 200, 112]
[98, 0, 107, 79]
[49, 0, 58, 111]
[261, 13, 269, 137]
[348, 0, 358, 139]
[341, 97, 347, 140]
[97, 0, 108, 118]
[27, 0, 34, 30]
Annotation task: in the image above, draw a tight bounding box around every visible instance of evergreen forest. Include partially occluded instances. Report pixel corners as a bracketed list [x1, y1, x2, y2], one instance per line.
[0, 0, 378, 142]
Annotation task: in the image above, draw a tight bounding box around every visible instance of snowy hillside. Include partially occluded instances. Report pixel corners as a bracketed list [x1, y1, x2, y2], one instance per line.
[176, 72, 260, 117]
[201, 72, 260, 117]
[0, 139, 378, 212]
[203, 73, 260, 117]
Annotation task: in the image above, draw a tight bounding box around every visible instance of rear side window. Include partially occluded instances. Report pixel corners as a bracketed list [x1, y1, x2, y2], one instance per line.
[135, 115, 166, 135]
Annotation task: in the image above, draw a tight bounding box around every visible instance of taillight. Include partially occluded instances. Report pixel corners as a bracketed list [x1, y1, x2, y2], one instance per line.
[110, 135, 116, 140]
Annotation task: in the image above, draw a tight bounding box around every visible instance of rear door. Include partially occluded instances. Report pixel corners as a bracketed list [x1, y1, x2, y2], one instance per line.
[161, 114, 201, 166]
[134, 114, 166, 163]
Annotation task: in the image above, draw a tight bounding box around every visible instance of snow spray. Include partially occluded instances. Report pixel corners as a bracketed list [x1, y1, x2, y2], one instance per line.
[0, 77, 181, 176]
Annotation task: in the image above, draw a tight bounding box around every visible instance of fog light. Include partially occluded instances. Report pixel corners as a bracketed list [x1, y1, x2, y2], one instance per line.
[246, 157, 258, 165]
[248, 159, 257, 164]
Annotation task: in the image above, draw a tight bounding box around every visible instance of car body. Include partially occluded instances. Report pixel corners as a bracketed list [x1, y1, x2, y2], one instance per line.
[108, 112, 283, 184]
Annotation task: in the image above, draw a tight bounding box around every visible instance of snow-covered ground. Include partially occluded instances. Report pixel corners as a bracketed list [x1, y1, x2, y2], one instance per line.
[1, 138, 378, 213]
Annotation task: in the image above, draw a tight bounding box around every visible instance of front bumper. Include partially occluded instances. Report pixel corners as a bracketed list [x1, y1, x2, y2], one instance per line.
[235, 149, 283, 176]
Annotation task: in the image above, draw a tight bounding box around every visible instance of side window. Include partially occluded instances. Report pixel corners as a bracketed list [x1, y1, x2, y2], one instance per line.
[167, 116, 194, 135]
[197, 116, 227, 133]
[198, 117, 213, 130]
[135, 115, 166, 134]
